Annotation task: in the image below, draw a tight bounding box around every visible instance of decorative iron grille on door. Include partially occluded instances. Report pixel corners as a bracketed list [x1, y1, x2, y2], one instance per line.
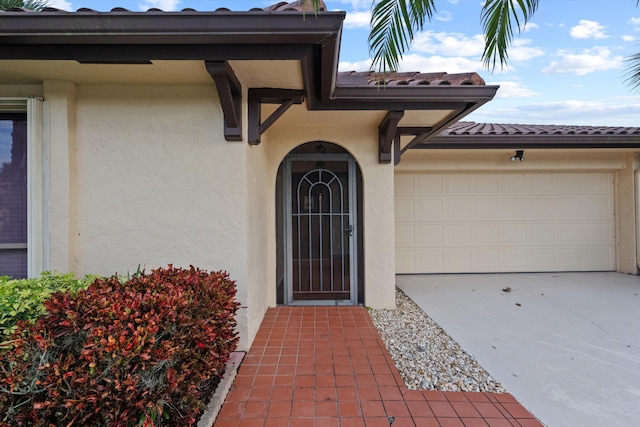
[284, 155, 357, 304]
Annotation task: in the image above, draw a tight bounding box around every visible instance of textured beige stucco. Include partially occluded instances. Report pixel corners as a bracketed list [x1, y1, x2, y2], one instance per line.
[245, 105, 272, 346]
[70, 84, 254, 349]
[615, 153, 639, 274]
[44, 81, 78, 274]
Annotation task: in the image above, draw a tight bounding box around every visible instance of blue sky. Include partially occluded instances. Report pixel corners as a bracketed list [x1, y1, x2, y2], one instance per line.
[45, 0, 640, 126]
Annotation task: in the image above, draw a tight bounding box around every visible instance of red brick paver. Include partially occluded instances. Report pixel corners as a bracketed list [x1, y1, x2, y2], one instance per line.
[214, 307, 543, 427]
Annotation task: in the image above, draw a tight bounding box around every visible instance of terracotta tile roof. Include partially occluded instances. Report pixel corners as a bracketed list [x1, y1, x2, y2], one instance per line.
[440, 121, 640, 136]
[418, 121, 640, 149]
[1, 0, 325, 13]
[337, 71, 486, 87]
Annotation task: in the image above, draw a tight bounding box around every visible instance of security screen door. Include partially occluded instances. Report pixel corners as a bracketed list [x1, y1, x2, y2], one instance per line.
[284, 154, 357, 305]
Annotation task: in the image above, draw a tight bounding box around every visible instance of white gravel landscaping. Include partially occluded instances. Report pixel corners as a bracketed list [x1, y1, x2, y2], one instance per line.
[369, 287, 506, 393]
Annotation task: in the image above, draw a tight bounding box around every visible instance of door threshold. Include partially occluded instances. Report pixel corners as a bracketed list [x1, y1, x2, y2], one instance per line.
[287, 300, 356, 306]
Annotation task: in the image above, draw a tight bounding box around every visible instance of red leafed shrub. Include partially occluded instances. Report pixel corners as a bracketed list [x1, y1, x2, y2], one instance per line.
[0, 265, 240, 427]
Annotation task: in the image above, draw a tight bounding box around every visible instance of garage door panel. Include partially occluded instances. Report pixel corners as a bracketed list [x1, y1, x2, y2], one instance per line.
[416, 174, 443, 193]
[473, 198, 500, 219]
[418, 224, 443, 245]
[445, 175, 471, 193]
[474, 224, 500, 244]
[446, 224, 472, 243]
[473, 249, 500, 270]
[416, 198, 442, 220]
[395, 172, 615, 273]
[446, 249, 472, 270]
[528, 223, 556, 243]
[396, 249, 416, 272]
[586, 247, 615, 269]
[395, 199, 415, 221]
[396, 224, 415, 246]
[528, 197, 557, 218]
[527, 174, 556, 193]
[418, 250, 443, 270]
[584, 173, 612, 192]
[444, 199, 471, 219]
[584, 197, 614, 219]
[500, 198, 529, 219]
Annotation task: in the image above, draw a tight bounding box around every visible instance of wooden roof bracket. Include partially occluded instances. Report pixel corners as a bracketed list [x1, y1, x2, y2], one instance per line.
[393, 127, 434, 164]
[248, 88, 305, 145]
[378, 111, 404, 163]
[206, 61, 243, 142]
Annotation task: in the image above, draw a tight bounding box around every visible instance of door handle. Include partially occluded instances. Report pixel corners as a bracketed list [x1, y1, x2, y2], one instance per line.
[345, 225, 354, 236]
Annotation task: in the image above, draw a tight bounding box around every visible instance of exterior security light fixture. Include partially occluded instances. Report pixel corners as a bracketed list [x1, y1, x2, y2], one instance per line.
[510, 150, 525, 162]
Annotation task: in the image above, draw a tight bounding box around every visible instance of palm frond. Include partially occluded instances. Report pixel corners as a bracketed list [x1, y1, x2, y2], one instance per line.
[624, 51, 640, 91]
[481, 0, 539, 71]
[0, 0, 49, 11]
[368, 0, 436, 75]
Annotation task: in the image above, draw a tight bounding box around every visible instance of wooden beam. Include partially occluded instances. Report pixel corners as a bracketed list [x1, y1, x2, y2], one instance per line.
[248, 88, 305, 145]
[398, 127, 434, 154]
[205, 61, 242, 141]
[378, 111, 404, 163]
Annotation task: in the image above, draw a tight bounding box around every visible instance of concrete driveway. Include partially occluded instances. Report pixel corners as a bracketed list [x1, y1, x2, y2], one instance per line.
[397, 272, 640, 427]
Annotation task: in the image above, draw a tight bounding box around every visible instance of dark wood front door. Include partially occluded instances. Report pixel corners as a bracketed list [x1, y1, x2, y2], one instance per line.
[284, 154, 357, 305]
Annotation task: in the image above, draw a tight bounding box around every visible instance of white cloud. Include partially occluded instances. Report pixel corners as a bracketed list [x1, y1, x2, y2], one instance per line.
[469, 96, 640, 126]
[623, 35, 637, 42]
[542, 47, 624, 75]
[138, 0, 180, 11]
[630, 17, 640, 26]
[344, 11, 370, 29]
[397, 53, 484, 74]
[338, 59, 372, 72]
[411, 31, 485, 57]
[339, 53, 485, 74]
[332, 0, 371, 10]
[48, 0, 72, 10]
[570, 20, 608, 39]
[508, 39, 545, 62]
[489, 81, 539, 99]
[447, 0, 460, 4]
[523, 22, 539, 32]
[435, 11, 453, 22]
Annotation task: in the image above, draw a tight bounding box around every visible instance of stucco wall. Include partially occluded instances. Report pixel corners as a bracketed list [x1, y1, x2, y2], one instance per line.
[245, 122, 272, 346]
[44, 81, 78, 274]
[616, 153, 639, 274]
[42, 83, 253, 349]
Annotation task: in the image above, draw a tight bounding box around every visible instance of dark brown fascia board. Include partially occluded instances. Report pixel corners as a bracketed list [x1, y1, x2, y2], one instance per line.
[419, 135, 640, 149]
[307, 85, 499, 110]
[0, 44, 315, 61]
[0, 11, 345, 45]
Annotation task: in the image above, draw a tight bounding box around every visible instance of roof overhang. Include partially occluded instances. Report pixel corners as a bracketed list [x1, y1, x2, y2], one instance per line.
[423, 122, 640, 149]
[421, 136, 640, 149]
[0, 8, 499, 163]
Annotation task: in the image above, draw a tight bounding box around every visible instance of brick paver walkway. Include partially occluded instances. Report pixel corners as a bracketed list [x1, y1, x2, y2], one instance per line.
[214, 306, 544, 427]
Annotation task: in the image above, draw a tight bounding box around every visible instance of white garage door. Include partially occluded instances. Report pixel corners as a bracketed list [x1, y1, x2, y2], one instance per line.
[395, 172, 615, 273]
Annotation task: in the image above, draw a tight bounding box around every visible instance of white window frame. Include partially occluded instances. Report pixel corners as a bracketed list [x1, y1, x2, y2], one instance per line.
[0, 97, 49, 277]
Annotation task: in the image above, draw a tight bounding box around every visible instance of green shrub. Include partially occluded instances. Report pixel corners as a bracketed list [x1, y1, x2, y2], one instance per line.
[0, 265, 240, 427]
[0, 272, 95, 337]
